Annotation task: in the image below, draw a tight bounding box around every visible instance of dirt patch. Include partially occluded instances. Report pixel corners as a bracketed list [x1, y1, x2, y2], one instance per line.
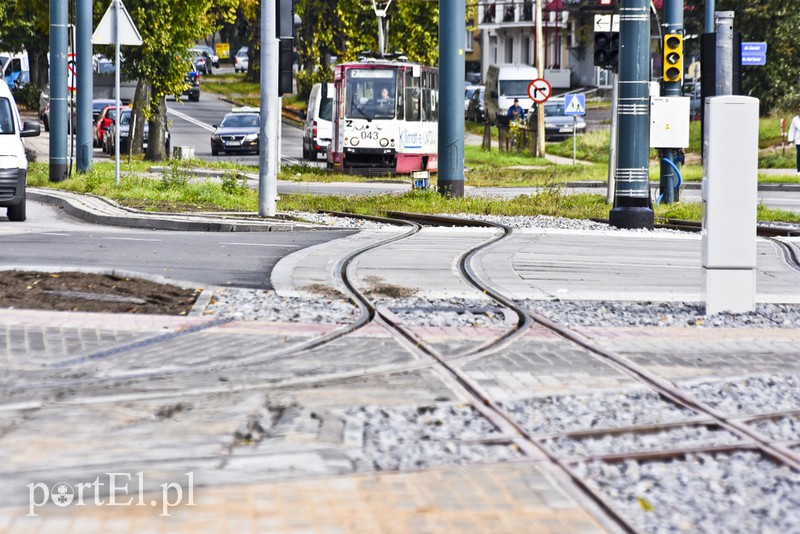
[0, 271, 200, 315]
[361, 275, 417, 299]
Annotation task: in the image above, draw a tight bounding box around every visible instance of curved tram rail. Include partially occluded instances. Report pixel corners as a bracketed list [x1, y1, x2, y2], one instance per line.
[5, 211, 799, 532]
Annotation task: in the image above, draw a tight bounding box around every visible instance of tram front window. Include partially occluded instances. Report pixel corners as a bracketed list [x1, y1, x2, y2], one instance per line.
[345, 69, 397, 120]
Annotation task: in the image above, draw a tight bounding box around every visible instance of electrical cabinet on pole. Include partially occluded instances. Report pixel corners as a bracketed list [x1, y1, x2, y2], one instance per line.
[657, 0, 685, 205]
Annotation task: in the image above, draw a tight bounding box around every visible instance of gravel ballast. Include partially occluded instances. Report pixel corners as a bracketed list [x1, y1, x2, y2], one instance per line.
[576, 451, 800, 533]
[206, 288, 357, 323]
[345, 404, 520, 471]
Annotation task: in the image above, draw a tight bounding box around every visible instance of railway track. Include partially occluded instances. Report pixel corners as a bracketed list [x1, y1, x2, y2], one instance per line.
[3, 211, 799, 531]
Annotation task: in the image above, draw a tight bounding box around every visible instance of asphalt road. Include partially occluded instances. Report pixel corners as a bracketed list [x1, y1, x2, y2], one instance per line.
[0, 201, 354, 289]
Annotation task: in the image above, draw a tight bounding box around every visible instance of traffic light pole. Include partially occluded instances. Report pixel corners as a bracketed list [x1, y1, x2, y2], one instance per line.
[609, 0, 653, 229]
[436, 0, 465, 198]
[659, 0, 684, 204]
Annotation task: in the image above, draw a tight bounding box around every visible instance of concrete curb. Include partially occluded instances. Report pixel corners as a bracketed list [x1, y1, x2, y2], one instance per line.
[28, 188, 334, 233]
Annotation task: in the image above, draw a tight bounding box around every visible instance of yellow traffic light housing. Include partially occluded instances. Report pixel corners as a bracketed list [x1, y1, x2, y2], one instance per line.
[663, 34, 683, 83]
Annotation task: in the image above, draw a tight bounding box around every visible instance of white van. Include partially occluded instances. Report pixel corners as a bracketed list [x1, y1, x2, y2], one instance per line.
[0, 51, 30, 89]
[484, 64, 538, 123]
[302, 82, 333, 160]
[0, 81, 40, 221]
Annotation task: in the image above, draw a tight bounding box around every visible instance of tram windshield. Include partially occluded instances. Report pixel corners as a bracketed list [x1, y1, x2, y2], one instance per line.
[345, 68, 397, 120]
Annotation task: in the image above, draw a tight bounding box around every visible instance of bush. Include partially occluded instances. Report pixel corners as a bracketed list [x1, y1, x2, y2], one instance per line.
[12, 83, 40, 110]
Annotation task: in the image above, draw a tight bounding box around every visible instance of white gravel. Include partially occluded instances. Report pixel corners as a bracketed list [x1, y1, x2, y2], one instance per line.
[503, 390, 697, 435]
[576, 452, 800, 534]
[376, 297, 511, 328]
[288, 211, 399, 229]
[750, 414, 800, 443]
[682, 375, 800, 416]
[544, 424, 742, 458]
[521, 300, 800, 328]
[345, 404, 520, 471]
[205, 288, 358, 323]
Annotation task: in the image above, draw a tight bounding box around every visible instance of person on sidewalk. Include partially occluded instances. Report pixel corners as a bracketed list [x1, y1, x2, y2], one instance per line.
[789, 106, 800, 174]
[507, 98, 525, 121]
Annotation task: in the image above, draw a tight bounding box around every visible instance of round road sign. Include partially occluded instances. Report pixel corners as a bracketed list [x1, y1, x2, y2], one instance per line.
[528, 78, 552, 103]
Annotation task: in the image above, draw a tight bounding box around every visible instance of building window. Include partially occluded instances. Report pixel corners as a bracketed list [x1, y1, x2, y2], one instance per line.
[503, 3, 515, 22]
[483, 3, 495, 23]
[521, 36, 531, 65]
[505, 37, 514, 63]
[490, 36, 497, 63]
[465, 19, 474, 52]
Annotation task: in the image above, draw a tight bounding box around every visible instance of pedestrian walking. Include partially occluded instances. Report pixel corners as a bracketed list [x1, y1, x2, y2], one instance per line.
[789, 105, 800, 174]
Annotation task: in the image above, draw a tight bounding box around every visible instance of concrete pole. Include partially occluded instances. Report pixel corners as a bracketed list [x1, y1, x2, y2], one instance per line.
[49, 0, 69, 182]
[609, 0, 653, 229]
[715, 11, 733, 97]
[76, 0, 93, 172]
[259, 0, 279, 216]
[534, 0, 545, 158]
[436, 0, 465, 198]
[659, 0, 683, 204]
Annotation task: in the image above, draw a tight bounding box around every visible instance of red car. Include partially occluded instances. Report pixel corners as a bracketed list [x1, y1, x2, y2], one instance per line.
[94, 105, 127, 148]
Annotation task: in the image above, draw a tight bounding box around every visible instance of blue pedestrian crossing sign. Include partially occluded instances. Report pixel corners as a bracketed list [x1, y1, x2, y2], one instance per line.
[564, 94, 586, 116]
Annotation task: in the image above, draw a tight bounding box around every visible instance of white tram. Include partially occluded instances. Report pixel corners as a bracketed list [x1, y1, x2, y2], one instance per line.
[327, 58, 438, 175]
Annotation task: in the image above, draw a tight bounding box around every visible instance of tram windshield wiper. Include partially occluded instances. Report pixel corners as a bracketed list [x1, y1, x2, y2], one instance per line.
[350, 98, 372, 121]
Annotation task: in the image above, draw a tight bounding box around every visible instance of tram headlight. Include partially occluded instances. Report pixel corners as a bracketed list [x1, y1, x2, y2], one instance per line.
[350, 137, 360, 146]
[380, 138, 389, 147]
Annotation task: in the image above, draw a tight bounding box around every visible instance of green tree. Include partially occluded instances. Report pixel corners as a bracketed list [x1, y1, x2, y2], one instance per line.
[122, 0, 216, 160]
[684, 0, 800, 112]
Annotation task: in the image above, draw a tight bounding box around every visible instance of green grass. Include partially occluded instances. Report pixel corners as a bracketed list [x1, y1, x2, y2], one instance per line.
[28, 161, 800, 224]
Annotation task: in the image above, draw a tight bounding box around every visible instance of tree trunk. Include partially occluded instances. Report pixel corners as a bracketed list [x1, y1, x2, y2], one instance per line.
[29, 50, 49, 92]
[129, 79, 149, 156]
[245, 12, 260, 83]
[145, 96, 168, 162]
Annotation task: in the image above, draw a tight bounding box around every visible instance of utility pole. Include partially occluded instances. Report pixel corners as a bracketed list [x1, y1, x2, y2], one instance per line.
[259, 0, 279, 217]
[715, 11, 733, 96]
[658, 0, 683, 204]
[49, 0, 68, 182]
[609, 0, 653, 229]
[76, 0, 93, 173]
[534, 0, 545, 158]
[437, 0, 465, 198]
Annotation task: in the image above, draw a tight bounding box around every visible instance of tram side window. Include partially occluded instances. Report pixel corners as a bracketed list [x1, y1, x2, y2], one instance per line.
[405, 70, 420, 122]
[421, 71, 439, 122]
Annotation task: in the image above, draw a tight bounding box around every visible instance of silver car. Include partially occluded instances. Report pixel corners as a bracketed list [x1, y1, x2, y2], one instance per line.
[530, 97, 587, 140]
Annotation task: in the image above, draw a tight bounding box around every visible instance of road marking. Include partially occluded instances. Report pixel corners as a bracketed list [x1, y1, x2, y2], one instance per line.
[167, 108, 215, 132]
[40, 232, 72, 236]
[220, 242, 299, 248]
[102, 237, 163, 242]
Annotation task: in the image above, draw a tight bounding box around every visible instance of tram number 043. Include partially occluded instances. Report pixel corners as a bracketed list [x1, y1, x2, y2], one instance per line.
[360, 131, 379, 140]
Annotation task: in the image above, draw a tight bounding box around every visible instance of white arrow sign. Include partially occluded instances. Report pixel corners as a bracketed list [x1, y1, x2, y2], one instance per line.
[93, 0, 143, 46]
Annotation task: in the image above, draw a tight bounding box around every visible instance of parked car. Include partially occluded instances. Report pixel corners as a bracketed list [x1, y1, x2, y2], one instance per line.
[302, 83, 333, 160]
[466, 86, 485, 123]
[182, 65, 200, 102]
[529, 97, 587, 140]
[465, 85, 481, 117]
[95, 104, 126, 149]
[210, 107, 260, 156]
[0, 80, 40, 221]
[234, 47, 249, 73]
[38, 84, 76, 133]
[92, 99, 116, 124]
[104, 109, 170, 155]
[189, 48, 212, 75]
[193, 45, 219, 69]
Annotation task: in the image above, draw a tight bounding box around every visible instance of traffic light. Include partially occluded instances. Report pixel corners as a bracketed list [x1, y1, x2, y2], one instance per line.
[593, 31, 619, 70]
[663, 33, 683, 83]
[276, 0, 294, 95]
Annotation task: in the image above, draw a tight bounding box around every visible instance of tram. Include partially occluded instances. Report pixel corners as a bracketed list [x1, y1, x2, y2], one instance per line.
[327, 58, 438, 175]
